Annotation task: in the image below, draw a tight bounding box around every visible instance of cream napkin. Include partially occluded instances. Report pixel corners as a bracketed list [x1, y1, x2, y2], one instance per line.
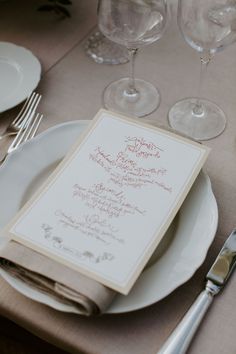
[0, 240, 116, 316]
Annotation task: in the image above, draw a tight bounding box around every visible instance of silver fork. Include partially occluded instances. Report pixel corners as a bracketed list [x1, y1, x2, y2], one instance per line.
[0, 92, 42, 140]
[7, 112, 43, 155]
[0, 112, 43, 165]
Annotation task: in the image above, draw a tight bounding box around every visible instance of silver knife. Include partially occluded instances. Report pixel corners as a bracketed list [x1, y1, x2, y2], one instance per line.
[157, 229, 236, 354]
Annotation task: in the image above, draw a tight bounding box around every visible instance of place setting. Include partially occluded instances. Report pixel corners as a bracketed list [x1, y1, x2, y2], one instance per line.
[0, 1, 236, 354]
[0, 109, 218, 316]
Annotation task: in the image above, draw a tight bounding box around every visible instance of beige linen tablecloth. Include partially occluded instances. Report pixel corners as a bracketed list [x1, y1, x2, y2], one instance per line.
[0, 0, 236, 353]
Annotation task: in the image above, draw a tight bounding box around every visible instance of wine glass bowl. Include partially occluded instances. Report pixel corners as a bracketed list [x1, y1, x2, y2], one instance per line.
[98, 0, 168, 117]
[84, 30, 129, 65]
[98, 1, 167, 48]
[179, 1, 236, 54]
[168, 0, 236, 140]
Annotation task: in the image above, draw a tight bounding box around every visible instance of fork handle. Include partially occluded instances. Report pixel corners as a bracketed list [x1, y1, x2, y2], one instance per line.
[157, 289, 214, 354]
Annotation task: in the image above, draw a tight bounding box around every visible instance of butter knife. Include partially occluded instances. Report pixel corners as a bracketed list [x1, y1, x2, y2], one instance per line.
[157, 228, 236, 354]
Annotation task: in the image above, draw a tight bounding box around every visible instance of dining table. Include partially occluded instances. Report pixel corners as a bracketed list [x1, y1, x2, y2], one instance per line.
[0, 0, 236, 353]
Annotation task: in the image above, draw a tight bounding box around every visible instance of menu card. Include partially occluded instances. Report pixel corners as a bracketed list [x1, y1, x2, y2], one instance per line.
[5, 110, 209, 294]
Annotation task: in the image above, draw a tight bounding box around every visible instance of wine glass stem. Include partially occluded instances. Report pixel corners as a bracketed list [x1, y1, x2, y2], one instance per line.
[193, 51, 212, 116]
[127, 48, 139, 95]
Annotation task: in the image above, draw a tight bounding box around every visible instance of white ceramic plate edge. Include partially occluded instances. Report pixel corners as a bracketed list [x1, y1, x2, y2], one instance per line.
[0, 42, 41, 113]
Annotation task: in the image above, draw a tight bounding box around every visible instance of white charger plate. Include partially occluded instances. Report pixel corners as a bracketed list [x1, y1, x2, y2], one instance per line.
[0, 121, 218, 314]
[0, 42, 41, 113]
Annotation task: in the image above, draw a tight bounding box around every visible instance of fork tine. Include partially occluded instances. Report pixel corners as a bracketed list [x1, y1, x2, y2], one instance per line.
[19, 94, 42, 125]
[11, 92, 36, 125]
[29, 114, 43, 139]
[8, 112, 35, 153]
[28, 94, 41, 115]
[15, 113, 36, 147]
[23, 113, 43, 142]
[13, 92, 42, 127]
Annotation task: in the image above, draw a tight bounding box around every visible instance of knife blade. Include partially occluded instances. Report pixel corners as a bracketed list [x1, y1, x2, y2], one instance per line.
[207, 229, 236, 286]
[157, 229, 236, 354]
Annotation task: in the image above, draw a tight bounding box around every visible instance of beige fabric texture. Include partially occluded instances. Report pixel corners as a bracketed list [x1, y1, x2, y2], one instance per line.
[0, 241, 115, 316]
[0, 0, 236, 353]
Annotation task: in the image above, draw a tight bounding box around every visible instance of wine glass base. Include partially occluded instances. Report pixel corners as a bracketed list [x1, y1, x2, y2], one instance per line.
[84, 31, 129, 65]
[168, 98, 226, 141]
[103, 78, 160, 117]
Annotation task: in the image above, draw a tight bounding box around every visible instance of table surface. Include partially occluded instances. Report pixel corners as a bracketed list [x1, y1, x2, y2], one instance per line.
[0, 1, 236, 353]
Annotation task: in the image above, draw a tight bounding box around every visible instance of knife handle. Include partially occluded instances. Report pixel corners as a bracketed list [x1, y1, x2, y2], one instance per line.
[157, 281, 220, 354]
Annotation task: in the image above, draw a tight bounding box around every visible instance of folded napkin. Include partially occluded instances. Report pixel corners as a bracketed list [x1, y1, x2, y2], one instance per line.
[0, 240, 116, 316]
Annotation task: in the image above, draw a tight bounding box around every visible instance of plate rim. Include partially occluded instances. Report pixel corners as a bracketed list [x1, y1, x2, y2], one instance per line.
[0, 120, 218, 314]
[0, 41, 41, 113]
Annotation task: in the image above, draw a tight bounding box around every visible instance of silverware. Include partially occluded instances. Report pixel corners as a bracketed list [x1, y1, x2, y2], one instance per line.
[157, 229, 236, 354]
[0, 112, 43, 164]
[0, 92, 41, 141]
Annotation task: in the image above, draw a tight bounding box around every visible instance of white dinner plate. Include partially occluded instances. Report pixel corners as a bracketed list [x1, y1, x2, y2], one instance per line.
[0, 42, 41, 113]
[0, 121, 218, 314]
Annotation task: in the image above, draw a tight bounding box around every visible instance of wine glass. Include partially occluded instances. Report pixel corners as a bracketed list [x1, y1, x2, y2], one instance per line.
[84, 30, 129, 65]
[168, 0, 236, 140]
[98, 0, 168, 117]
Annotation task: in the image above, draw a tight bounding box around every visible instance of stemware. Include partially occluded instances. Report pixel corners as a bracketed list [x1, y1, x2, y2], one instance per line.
[84, 30, 129, 65]
[168, 0, 236, 140]
[98, 0, 168, 117]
